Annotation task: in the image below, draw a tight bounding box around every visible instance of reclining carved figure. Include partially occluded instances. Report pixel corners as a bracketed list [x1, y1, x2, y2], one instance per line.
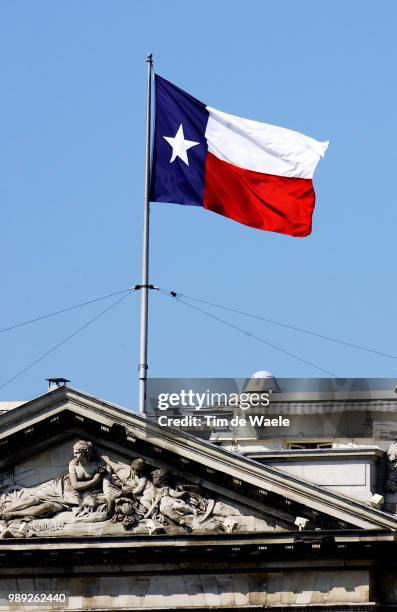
[0, 440, 117, 521]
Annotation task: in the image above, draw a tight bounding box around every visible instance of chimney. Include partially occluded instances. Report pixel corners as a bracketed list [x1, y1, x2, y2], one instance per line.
[46, 378, 70, 392]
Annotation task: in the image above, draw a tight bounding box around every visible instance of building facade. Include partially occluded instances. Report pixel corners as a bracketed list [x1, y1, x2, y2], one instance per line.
[1, 383, 397, 609]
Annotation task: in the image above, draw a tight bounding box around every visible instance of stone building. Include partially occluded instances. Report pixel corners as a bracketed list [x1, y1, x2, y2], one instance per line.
[1, 381, 397, 609]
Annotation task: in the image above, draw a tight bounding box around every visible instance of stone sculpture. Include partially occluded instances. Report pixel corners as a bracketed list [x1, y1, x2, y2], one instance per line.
[386, 442, 397, 493]
[0, 440, 271, 538]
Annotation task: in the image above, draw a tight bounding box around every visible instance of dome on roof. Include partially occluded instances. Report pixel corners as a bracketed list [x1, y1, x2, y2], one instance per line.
[251, 370, 274, 379]
[244, 371, 280, 392]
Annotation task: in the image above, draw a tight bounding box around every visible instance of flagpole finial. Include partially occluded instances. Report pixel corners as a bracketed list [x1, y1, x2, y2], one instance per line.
[147, 53, 153, 63]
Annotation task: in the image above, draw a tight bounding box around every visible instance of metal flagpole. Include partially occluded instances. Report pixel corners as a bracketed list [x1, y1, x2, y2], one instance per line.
[138, 52, 153, 416]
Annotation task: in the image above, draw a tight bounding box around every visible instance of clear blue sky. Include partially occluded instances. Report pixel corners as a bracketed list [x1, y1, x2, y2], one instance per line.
[1, 1, 397, 409]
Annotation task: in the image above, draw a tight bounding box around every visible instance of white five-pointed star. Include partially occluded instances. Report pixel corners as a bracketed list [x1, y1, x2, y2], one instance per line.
[163, 124, 199, 166]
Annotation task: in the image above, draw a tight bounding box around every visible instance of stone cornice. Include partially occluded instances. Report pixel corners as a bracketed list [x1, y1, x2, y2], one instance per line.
[246, 448, 385, 462]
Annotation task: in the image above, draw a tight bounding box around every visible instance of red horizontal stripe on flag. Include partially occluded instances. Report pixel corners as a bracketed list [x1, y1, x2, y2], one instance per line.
[203, 152, 315, 237]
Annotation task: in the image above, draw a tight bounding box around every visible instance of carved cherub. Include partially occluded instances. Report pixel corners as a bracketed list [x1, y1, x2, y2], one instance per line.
[110, 458, 156, 526]
[147, 469, 198, 526]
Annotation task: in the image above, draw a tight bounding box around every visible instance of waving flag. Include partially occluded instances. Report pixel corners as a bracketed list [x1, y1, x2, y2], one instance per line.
[150, 75, 328, 237]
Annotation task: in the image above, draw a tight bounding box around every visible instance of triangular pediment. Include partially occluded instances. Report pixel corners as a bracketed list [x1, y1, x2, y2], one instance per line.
[0, 386, 396, 541]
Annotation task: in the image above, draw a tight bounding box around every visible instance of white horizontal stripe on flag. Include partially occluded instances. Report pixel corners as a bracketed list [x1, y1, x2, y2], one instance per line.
[205, 106, 329, 179]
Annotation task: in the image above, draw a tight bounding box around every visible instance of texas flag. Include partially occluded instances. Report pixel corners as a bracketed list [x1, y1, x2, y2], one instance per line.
[150, 75, 328, 237]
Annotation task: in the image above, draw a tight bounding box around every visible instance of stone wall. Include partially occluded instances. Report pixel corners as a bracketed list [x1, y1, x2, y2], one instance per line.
[0, 570, 370, 610]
